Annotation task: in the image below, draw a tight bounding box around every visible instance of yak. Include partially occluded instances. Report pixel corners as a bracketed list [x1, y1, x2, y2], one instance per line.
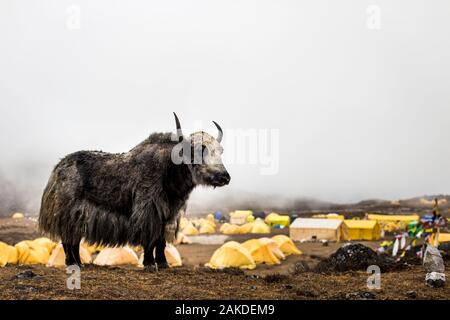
[38, 113, 230, 271]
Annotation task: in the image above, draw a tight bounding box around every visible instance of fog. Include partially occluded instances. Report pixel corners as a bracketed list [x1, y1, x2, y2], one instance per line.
[1, 0, 450, 214]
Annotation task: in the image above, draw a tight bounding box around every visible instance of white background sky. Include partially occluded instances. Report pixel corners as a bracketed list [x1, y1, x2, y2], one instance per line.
[1, 0, 449, 208]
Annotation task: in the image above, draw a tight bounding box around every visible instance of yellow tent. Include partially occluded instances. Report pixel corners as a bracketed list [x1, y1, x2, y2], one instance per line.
[81, 241, 106, 254]
[15, 240, 51, 265]
[341, 220, 381, 241]
[12, 212, 24, 219]
[182, 223, 200, 236]
[164, 244, 183, 267]
[199, 223, 216, 234]
[0, 242, 18, 267]
[265, 213, 290, 227]
[326, 213, 345, 220]
[429, 233, 450, 245]
[250, 219, 271, 234]
[205, 241, 256, 270]
[265, 212, 280, 224]
[220, 223, 241, 235]
[238, 223, 254, 234]
[367, 214, 419, 223]
[230, 210, 253, 225]
[258, 237, 285, 261]
[383, 222, 400, 232]
[272, 235, 302, 256]
[46, 244, 92, 267]
[179, 217, 190, 230]
[174, 232, 192, 245]
[94, 247, 140, 266]
[242, 239, 280, 265]
[31, 238, 57, 254]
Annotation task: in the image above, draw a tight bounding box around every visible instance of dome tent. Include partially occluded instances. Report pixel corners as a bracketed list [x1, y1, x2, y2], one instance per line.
[182, 223, 200, 235]
[272, 235, 302, 256]
[47, 244, 92, 267]
[250, 219, 270, 234]
[94, 246, 140, 266]
[164, 244, 182, 267]
[199, 223, 216, 234]
[258, 237, 285, 260]
[12, 212, 24, 219]
[205, 241, 256, 270]
[174, 232, 192, 245]
[15, 240, 52, 265]
[242, 239, 280, 265]
[138, 243, 183, 267]
[220, 223, 241, 235]
[0, 242, 18, 267]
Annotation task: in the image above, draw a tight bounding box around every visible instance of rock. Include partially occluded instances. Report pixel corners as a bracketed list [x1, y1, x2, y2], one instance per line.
[345, 291, 376, 300]
[15, 270, 37, 279]
[293, 261, 310, 274]
[315, 243, 394, 272]
[425, 272, 446, 288]
[405, 290, 417, 299]
[423, 245, 445, 273]
[285, 284, 293, 290]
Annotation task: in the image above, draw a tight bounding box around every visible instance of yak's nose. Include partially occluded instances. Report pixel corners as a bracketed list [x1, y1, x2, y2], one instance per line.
[215, 171, 231, 185]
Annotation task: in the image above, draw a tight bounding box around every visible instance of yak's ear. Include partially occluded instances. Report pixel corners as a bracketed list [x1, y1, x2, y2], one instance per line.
[173, 112, 183, 143]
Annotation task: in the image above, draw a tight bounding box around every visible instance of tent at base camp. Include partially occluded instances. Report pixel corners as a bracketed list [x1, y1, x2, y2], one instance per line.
[220, 219, 271, 235]
[0, 242, 18, 267]
[341, 220, 381, 241]
[205, 241, 256, 270]
[138, 244, 183, 267]
[290, 218, 343, 241]
[15, 238, 57, 265]
[429, 233, 450, 245]
[242, 239, 281, 265]
[94, 247, 140, 266]
[230, 210, 253, 225]
[271, 235, 302, 255]
[47, 244, 92, 267]
[12, 212, 24, 219]
[264, 213, 290, 227]
[367, 214, 420, 223]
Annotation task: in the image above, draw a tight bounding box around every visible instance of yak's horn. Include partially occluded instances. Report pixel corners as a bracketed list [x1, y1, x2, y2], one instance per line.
[212, 121, 223, 143]
[173, 112, 183, 142]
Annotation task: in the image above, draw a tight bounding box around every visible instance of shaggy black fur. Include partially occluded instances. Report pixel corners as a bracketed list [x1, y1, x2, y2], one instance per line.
[39, 132, 203, 269]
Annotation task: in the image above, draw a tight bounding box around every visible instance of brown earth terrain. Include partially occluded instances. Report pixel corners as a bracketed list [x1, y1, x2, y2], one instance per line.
[0, 217, 449, 300]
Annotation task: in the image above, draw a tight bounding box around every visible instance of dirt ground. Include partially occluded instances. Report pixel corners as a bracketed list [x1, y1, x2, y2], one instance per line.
[0, 218, 449, 300]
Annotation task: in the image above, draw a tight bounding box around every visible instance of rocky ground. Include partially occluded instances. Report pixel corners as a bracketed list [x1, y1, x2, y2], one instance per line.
[0, 217, 449, 300]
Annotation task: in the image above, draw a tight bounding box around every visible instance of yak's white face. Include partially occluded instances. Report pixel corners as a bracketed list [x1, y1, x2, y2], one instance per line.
[187, 131, 230, 187]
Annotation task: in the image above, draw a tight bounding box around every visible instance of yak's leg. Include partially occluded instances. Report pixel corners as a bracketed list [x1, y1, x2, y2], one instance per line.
[155, 237, 168, 269]
[63, 243, 77, 266]
[71, 243, 83, 266]
[143, 241, 158, 272]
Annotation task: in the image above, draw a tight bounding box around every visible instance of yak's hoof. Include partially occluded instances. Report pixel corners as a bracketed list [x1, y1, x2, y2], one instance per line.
[157, 262, 169, 270]
[144, 264, 158, 273]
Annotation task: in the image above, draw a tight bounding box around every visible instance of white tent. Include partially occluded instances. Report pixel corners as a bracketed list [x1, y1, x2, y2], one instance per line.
[290, 218, 342, 241]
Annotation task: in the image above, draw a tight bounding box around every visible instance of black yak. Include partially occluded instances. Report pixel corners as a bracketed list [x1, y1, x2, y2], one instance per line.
[38, 113, 230, 271]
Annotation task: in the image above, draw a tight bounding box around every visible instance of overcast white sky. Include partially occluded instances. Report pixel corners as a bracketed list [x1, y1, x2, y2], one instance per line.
[0, 0, 449, 208]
